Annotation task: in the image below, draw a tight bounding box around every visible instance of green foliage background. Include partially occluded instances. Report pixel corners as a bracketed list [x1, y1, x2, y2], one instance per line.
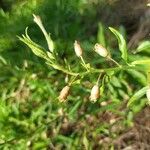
[0, 0, 149, 149]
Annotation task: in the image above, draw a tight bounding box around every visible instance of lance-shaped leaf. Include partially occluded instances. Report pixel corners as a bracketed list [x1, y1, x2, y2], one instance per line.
[136, 41, 150, 53]
[97, 22, 106, 47]
[18, 31, 48, 60]
[131, 59, 150, 65]
[127, 69, 147, 86]
[109, 27, 128, 62]
[127, 86, 149, 107]
[33, 14, 54, 52]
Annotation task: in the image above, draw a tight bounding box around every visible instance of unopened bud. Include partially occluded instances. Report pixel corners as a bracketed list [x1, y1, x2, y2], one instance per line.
[74, 40, 83, 57]
[59, 86, 70, 102]
[90, 84, 100, 102]
[58, 108, 64, 116]
[146, 87, 150, 101]
[94, 43, 108, 57]
[109, 118, 116, 124]
[100, 101, 107, 106]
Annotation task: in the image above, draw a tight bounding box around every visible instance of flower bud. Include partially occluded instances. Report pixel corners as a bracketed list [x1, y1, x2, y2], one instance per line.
[59, 86, 70, 102]
[94, 43, 108, 57]
[100, 101, 107, 106]
[109, 118, 116, 124]
[146, 87, 150, 101]
[74, 40, 83, 57]
[90, 84, 100, 102]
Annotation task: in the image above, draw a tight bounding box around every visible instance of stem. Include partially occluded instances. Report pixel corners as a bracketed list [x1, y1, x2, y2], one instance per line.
[108, 57, 121, 67]
[69, 75, 78, 86]
[48, 61, 144, 78]
[96, 73, 102, 85]
[56, 67, 79, 76]
[80, 56, 89, 71]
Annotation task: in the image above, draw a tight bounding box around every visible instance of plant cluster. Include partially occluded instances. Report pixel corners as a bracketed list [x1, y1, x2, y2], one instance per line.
[19, 14, 150, 106]
[0, 1, 150, 149]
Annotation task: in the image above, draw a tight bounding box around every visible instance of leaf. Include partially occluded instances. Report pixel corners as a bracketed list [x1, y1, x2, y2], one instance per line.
[33, 14, 54, 52]
[97, 22, 106, 47]
[127, 86, 149, 107]
[126, 111, 134, 127]
[131, 98, 147, 113]
[121, 80, 132, 96]
[119, 25, 126, 39]
[0, 55, 7, 64]
[130, 59, 150, 72]
[69, 101, 82, 118]
[118, 89, 129, 99]
[47, 51, 55, 60]
[131, 59, 150, 65]
[83, 131, 89, 150]
[127, 69, 147, 86]
[136, 41, 150, 53]
[100, 75, 107, 95]
[0, 101, 9, 122]
[56, 135, 73, 143]
[109, 27, 127, 62]
[18, 34, 48, 60]
[111, 76, 122, 88]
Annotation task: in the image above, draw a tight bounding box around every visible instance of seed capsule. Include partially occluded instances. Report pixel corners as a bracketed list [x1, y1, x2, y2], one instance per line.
[74, 40, 83, 57]
[59, 86, 70, 102]
[146, 88, 150, 101]
[94, 43, 108, 57]
[90, 84, 100, 102]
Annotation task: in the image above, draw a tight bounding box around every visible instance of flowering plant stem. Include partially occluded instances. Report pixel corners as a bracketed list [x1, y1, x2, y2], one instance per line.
[80, 56, 89, 71]
[107, 57, 121, 67]
[51, 62, 141, 78]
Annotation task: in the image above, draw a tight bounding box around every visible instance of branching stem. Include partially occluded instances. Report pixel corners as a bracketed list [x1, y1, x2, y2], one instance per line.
[107, 57, 121, 67]
[80, 56, 89, 71]
[51, 63, 141, 78]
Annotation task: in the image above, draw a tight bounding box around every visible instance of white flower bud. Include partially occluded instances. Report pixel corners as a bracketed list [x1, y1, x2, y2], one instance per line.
[94, 43, 108, 57]
[146, 88, 150, 101]
[58, 108, 64, 116]
[109, 118, 116, 124]
[100, 101, 107, 106]
[90, 84, 100, 102]
[59, 86, 70, 102]
[74, 40, 83, 57]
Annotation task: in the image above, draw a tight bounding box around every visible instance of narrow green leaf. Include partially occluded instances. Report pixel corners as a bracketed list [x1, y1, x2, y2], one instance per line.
[56, 135, 73, 143]
[100, 75, 107, 95]
[83, 131, 89, 150]
[127, 86, 149, 107]
[136, 41, 150, 53]
[33, 14, 54, 52]
[109, 27, 127, 62]
[119, 25, 126, 39]
[0, 55, 7, 64]
[127, 69, 147, 86]
[69, 101, 82, 117]
[18, 35, 47, 59]
[131, 59, 150, 65]
[97, 22, 106, 47]
[111, 76, 122, 88]
[47, 51, 55, 60]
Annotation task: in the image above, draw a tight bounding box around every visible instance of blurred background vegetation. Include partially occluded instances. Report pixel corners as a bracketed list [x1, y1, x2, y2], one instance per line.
[0, 0, 149, 149]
